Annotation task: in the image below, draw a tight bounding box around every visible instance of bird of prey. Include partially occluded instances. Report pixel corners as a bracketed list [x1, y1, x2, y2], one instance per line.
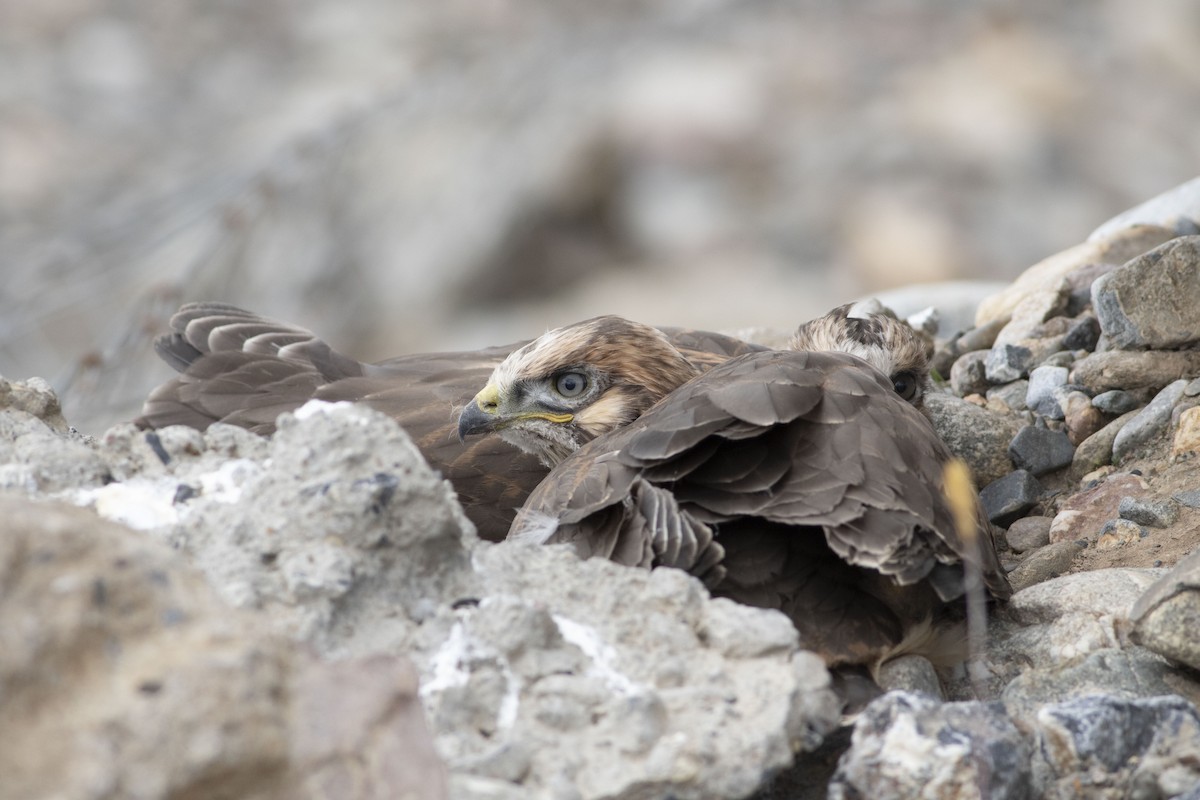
[138, 303, 763, 539]
[507, 344, 1011, 671]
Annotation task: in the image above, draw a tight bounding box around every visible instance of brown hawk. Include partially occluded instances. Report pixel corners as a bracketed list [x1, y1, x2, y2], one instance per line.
[506, 345, 1011, 671]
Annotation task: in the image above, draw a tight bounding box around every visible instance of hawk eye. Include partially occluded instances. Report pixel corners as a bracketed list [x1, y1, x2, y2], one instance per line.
[892, 371, 919, 401]
[554, 372, 588, 398]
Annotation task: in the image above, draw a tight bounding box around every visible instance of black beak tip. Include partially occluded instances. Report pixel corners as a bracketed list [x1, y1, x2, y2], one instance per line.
[457, 401, 493, 442]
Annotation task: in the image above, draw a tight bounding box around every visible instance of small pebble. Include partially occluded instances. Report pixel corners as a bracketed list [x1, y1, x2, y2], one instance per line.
[1186, 378, 1200, 397]
[986, 344, 1033, 384]
[1040, 351, 1075, 369]
[950, 351, 990, 397]
[1174, 490, 1200, 508]
[1092, 390, 1141, 415]
[1026, 365, 1070, 419]
[1005, 516, 1052, 554]
[986, 380, 1029, 413]
[1117, 496, 1179, 528]
[1096, 518, 1145, 551]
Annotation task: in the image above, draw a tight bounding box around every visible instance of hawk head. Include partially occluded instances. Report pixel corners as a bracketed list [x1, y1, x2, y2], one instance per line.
[790, 300, 933, 409]
[457, 316, 702, 466]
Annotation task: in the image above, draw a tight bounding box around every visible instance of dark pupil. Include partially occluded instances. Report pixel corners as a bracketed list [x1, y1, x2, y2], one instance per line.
[893, 372, 915, 398]
[561, 375, 580, 392]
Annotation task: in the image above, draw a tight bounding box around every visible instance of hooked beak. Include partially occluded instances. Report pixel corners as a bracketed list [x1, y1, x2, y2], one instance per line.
[457, 383, 575, 441]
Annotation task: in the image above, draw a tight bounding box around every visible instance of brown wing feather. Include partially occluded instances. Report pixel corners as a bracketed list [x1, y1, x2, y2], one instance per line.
[512, 349, 1011, 665]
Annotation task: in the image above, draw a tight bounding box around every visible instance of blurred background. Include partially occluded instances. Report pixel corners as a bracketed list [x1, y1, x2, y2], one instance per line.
[2, 0, 1199, 433]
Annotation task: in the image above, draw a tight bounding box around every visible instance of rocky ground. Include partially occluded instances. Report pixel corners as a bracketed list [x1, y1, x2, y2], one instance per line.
[4, 178, 1200, 798]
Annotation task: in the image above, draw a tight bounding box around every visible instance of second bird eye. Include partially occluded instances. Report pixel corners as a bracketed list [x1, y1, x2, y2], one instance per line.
[555, 372, 588, 397]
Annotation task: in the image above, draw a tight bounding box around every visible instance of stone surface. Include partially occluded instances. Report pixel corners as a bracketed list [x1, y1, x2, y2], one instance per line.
[1130, 548, 1200, 672]
[979, 469, 1042, 526]
[1089, 176, 1200, 241]
[1069, 409, 1139, 479]
[1118, 496, 1179, 528]
[975, 225, 1176, 328]
[1112, 379, 1189, 462]
[949, 350, 990, 396]
[0, 495, 449, 800]
[1061, 314, 1101, 352]
[1006, 540, 1086, 593]
[1032, 695, 1200, 799]
[986, 342, 1035, 383]
[1009, 424, 1075, 476]
[986, 379, 1030, 414]
[1095, 518, 1145, 551]
[1091, 389, 1141, 415]
[1026, 364, 1070, 418]
[1071, 350, 1200, 393]
[1059, 389, 1107, 445]
[1005, 515, 1052, 554]
[1049, 473, 1150, 543]
[828, 692, 1032, 800]
[924, 393, 1022, 487]
[1173, 405, 1200, 459]
[1093, 236, 1200, 350]
[875, 655, 942, 698]
[992, 286, 1069, 345]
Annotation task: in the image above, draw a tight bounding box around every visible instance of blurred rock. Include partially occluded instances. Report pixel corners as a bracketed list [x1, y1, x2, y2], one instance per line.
[1006, 540, 1085, 592]
[1112, 378, 1189, 462]
[1089, 175, 1200, 242]
[1061, 314, 1101, 352]
[1005, 515, 1052, 554]
[1095, 518, 1145, 551]
[1130, 548, 1200, 672]
[1093, 236, 1200, 350]
[1069, 409, 1139, 479]
[925, 393, 1021, 487]
[1173, 405, 1200, 459]
[1071, 350, 1200, 393]
[828, 693, 1032, 800]
[1049, 472, 1150, 543]
[1059, 389, 1106, 445]
[1091, 389, 1141, 415]
[950, 350, 990, 396]
[980, 469, 1041, 527]
[1008, 424, 1075, 476]
[1032, 695, 1200, 799]
[993, 286, 1068, 345]
[1025, 364, 1069, 418]
[1118, 496, 1179, 528]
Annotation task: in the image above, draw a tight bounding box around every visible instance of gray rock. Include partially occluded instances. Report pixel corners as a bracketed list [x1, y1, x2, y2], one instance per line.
[1174, 489, 1200, 509]
[956, 319, 1008, 353]
[949, 350, 990, 396]
[1093, 236, 1200, 349]
[1096, 518, 1146, 551]
[1091, 389, 1141, 415]
[1004, 516, 1052, 554]
[1058, 389, 1107, 446]
[1112, 378, 1189, 462]
[1008, 425, 1075, 476]
[828, 692, 1032, 800]
[1026, 364, 1070, 418]
[1089, 175, 1200, 242]
[924, 393, 1021, 487]
[875, 655, 942, 698]
[993, 287, 1069, 346]
[1188, 377, 1200, 397]
[1001, 647, 1199, 728]
[1061, 314, 1101, 351]
[986, 343, 1034, 383]
[1006, 540, 1085, 593]
[1071, 350, 1200, 393]
[1117, 496, 1179, 528]
[979, 470, 1042, 527]
[1069, 410, 1140, 479]
[1039, 350, 1076, 369]
[986, 380, 1030, 413]
[1031, 695, 1200, 799]
[1130, 548, 1200, 672]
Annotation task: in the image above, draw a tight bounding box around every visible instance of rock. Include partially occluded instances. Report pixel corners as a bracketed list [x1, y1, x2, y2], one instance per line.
[828, 692, 1032, 800]
[0, 374, 70, 432]
[1005, 516, 1052, 554]
[1008, 424, 1075, 476]
[975, 225, 1176, 328]
[1095, 518, 1145, 551]
[875, 655, 942, 698]
[1064, 262, 1118, 315]
[992, 286, 1069, 345]
[1093, 236, 1200, 349]
[0, 377, 112, 493]
[1001, 648, 1200, 728]
[979, 470, 1042, 527]
[949, 350, 990, 396]
[1130, 548, 1200, 672]
[986, 380, 1029, 414]
[1089, 175, 1200, 242]
[1059, 389, 1107, 445]
[1091, 389, 1141, 415]
[0, 495, 449, 800]
[1175, 489, 1200, 508]
[1008, 568, 1161, 627]
[1112, 379, 1189, 462]
[1173, 405, 1200, 459]
[985, 342, 1035, 383]
[1061, 314, 1101, 352]
[1071, 350, 1200, 393]
[1006, 540, 1086, 592]
[1039, 350, 1075, 369]
[1069, 409, 1139, 479]
[924, 393, 1021, 487]
[1118, 496, 1179, 528]
[1025, 364, 1070, 418]
[1049, 472, 1150, 543]
[956, 319, 1007, 353]
[1031, 695, 1200, 799]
